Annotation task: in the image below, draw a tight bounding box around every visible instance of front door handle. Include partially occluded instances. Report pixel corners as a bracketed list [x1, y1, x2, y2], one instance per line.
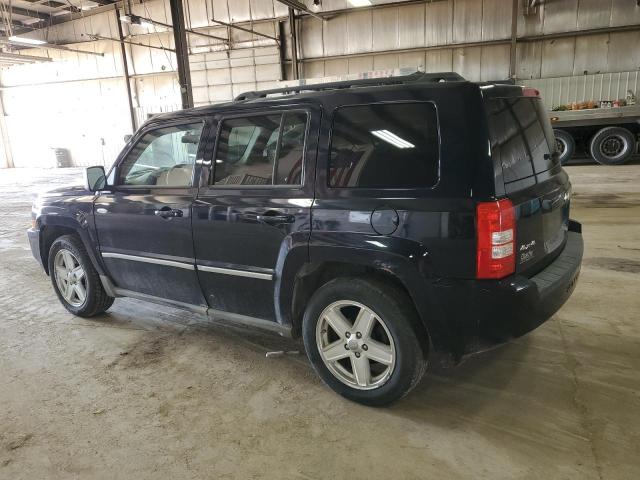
[155, 207, 183, 218]
[255, 214, 295, 224]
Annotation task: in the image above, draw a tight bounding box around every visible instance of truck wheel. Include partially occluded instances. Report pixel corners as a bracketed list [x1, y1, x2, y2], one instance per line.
[302, 277, 427, 406]
[589, 127, 636, 165]
[553, 129, 575, 165]
[48, 234, 114, 317]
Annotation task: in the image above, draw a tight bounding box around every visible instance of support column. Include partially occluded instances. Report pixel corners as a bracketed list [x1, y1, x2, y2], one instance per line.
[169, 0, 194, 109]
[115, 7, 137, 132]
[509, 0, 518, 80]
[0, 96, 14, 168]
[288, 7, 299, 80]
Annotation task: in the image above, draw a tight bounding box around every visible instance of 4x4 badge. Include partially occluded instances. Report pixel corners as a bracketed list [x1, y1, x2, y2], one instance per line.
[520, 240, 536, 251]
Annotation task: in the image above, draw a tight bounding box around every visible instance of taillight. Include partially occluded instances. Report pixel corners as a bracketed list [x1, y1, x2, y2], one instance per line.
[522, 87, 540, 97]
[476, 199, 516, 279]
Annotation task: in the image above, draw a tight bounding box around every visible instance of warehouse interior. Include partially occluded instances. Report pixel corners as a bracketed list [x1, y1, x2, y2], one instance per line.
[0, 0, 639, 478]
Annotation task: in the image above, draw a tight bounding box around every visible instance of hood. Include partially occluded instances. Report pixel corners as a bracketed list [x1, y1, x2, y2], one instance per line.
[40, 184, 90, 198]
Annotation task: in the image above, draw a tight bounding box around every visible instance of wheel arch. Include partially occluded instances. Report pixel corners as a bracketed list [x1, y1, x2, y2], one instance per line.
[39, 218, 105, 277]
[282, 246, 450, 356]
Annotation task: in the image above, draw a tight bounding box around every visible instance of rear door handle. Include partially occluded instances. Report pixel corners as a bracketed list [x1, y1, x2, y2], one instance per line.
[154, 207, 183, 218]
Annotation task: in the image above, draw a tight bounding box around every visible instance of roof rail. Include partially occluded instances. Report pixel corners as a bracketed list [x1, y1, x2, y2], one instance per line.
[234, 71, 465, 101]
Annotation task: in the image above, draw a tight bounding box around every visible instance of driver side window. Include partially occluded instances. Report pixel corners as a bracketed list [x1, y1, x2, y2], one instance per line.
[118, 123, 203, 187]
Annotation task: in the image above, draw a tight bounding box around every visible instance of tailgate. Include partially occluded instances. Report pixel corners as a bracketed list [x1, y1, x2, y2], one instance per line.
[484, 93, 570, 276]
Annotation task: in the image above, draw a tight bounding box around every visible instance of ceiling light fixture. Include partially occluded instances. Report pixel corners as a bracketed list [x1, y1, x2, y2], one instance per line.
[371, 129, 415, 149]
[348, 0, 372, 7]
[8, 36, 47, 46]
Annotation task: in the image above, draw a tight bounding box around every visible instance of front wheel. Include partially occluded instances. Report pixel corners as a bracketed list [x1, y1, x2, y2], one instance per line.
[302, 277, 427, 406]
[48, 235, 114, 317]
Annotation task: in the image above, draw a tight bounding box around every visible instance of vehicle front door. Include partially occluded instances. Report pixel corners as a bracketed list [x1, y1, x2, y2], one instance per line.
[95, 119, 210, 307]
[192, 107, 318, 322]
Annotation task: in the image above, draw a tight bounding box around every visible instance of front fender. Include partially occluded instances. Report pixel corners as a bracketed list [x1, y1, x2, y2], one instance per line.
[36, 195, 104, 276]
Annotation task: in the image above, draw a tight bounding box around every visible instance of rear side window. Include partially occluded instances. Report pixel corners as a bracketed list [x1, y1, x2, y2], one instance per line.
[485, 97, 557, 183]
[329, 102, 439, 189]
[214, 112, 307, 186]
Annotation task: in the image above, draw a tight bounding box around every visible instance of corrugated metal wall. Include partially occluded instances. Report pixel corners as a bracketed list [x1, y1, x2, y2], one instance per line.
[1, 0, 640, 167]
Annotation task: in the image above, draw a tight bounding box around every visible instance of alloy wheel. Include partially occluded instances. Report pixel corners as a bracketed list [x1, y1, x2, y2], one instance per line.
[53, 249, 87, 308]
[316, 300, 396, 390]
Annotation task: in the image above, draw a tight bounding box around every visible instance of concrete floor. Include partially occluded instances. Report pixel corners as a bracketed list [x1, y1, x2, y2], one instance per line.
[0, 166, 638, 480]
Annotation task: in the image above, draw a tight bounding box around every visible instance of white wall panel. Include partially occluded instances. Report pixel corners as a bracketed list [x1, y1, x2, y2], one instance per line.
[610, 0, 640, 26]
[516, 41, 542, 80]
[480, 44, 510, 81]
[249, 0, 275, 21]
[398, 4, 425, 49]
[373, 53, 399, 70]
[324, 58, 349, 76]
[346, 10, 373, 54]
[573, 34, 609, 75]
[210, 0, 230, 22]
[482, 0, 512, 41]
[348, 56, 374, 74]
[303, 60, 325, 79]
[577, 0, 612, 30]
[541, 38, 576, 78]
[543, 0, 578, 34]
[398, 51, 425, 70]
[453, 0, 482, 44]
[300, 17, 324, 59]
[372, 8, 398, 51]
[322, 15, 347, 56]
[424, 49, 452, 72]
[452, 46, 481, 81]
[425, 1, 452, 47]
[607, 31, 640, 73]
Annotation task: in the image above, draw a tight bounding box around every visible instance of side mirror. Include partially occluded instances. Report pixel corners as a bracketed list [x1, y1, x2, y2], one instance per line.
[84, 166, 107, 192]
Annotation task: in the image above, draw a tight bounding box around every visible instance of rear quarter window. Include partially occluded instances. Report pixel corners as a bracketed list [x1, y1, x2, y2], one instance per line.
[485, 96, 558, 184]
[329, 102, 439, 189]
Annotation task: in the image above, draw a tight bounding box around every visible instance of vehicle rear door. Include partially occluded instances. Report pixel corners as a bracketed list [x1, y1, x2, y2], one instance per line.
[484, 94, 571, 276]
[192, 106, 319, 321]
[94, 119, 211, 307]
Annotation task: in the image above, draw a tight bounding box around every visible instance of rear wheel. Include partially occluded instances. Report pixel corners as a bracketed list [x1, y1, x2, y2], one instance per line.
[302, 277, 427, 406]
[553, 129, 575, 165]
[589, 127, 636, 165]
[48, 235, 114, 317]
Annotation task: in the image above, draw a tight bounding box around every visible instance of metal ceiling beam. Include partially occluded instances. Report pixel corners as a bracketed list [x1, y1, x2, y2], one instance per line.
[0, 51, 52, 62]
[84, 33, 176, 52]
[275, 0, 324, 20]
[210, 18, 278, 42]
[7, 6, 51, 21]
[122, 14, 228, 42]
[0, 39, 105, 56]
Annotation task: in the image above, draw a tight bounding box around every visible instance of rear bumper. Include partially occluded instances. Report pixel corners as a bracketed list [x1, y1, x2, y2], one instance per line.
[27, 227, 43, 268]
[434, 223, 583, 357]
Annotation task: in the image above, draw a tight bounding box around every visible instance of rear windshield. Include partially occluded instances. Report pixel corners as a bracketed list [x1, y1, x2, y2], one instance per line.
[485, 96, 557, 183]
[329, 102, 439, 189]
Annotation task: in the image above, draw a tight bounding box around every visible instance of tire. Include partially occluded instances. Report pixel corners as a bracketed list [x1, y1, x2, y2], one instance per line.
[589, 127, 636, 165]
[302, 277, 428, 406]
[48, 234, 114, 317]
[553, 129, 575, 165]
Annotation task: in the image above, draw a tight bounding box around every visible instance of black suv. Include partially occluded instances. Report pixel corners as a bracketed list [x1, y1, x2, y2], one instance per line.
[28, 72, 583, 405]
